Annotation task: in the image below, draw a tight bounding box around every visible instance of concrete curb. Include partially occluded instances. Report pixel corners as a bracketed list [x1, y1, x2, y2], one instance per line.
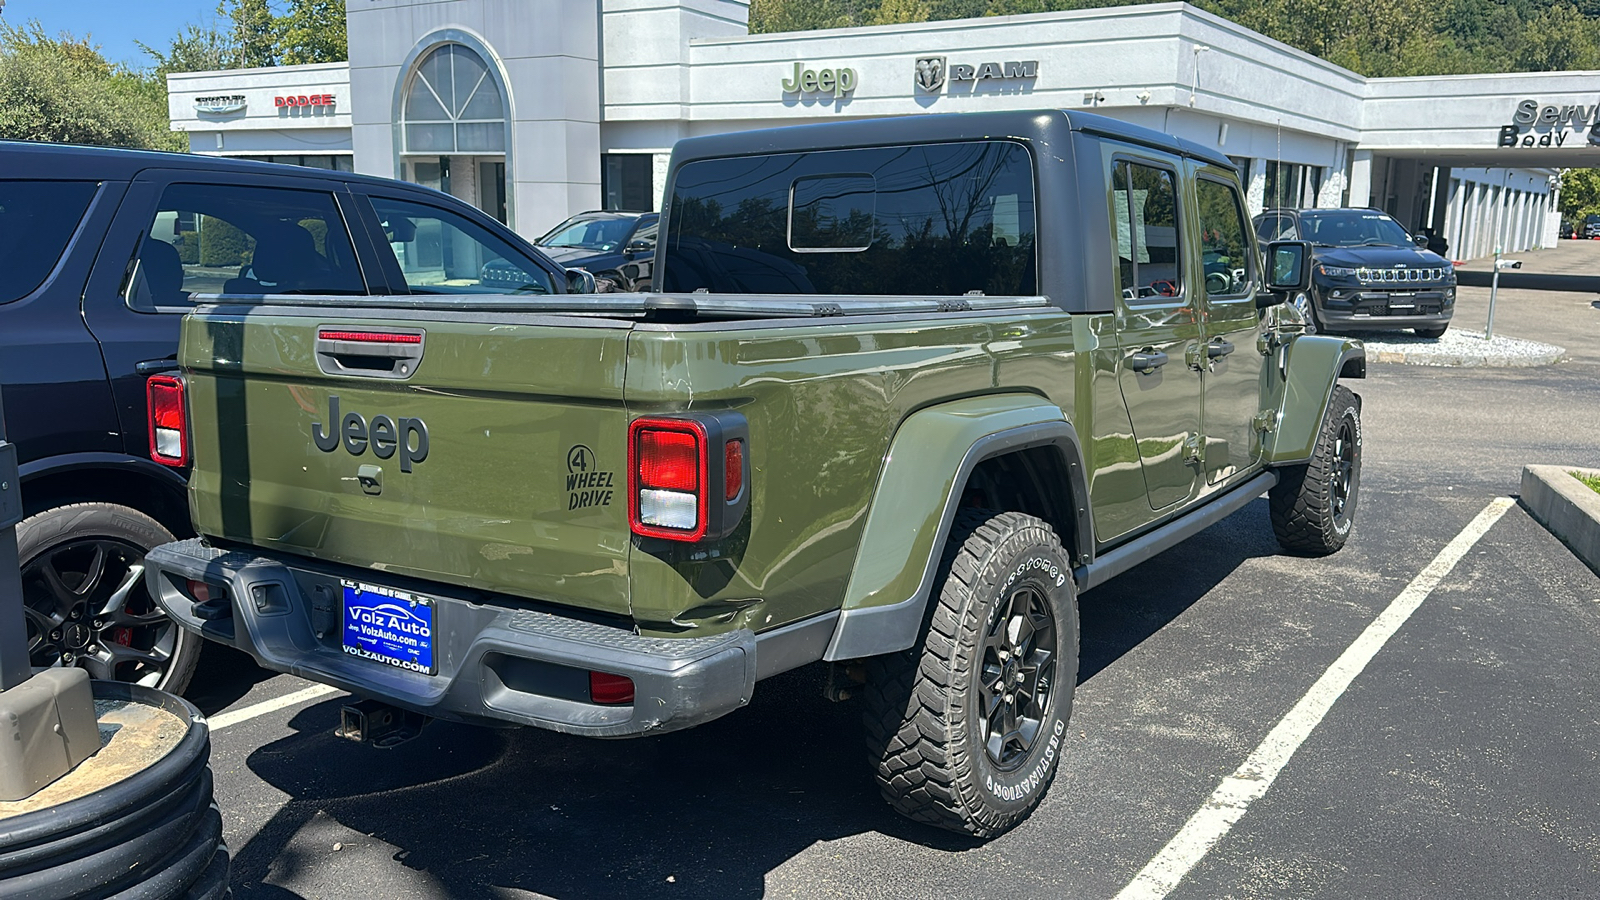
[1520, 465, 1600, 576]
[1364, 330, 1566, 368]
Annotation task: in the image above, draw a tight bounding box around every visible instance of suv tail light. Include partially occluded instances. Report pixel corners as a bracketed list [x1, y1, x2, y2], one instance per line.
[147, 375, 188, 467]
[628, 412, 749, 542]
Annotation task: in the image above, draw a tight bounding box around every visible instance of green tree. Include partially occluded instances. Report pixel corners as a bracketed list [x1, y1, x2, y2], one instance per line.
[873, 0, 932, 24]
[278, 0, 348, 65]
[224, 0, 280, 68]
[139, 19, 240, 77]
[1558, 168, 1600, 223]
[1514, 2, 1600, 70]
[0, 21, 182, 151]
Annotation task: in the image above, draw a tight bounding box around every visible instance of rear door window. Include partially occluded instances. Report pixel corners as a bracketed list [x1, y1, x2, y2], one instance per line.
[0, 181, 100, 304]
[663, 140, 1037, 295]
[366, 195, 555, 295]
[129, 182, 365, 311]
[1111, 160, 1184, 302]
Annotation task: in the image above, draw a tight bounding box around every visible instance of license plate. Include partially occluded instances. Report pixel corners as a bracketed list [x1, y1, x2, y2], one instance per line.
[342, 580, 435, 674]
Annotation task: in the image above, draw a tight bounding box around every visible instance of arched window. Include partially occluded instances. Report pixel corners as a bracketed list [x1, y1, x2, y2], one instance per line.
[402, 44, 505, 154]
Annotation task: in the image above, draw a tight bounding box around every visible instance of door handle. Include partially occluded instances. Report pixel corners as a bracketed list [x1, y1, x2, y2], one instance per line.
[1128, 349, 1169, 373]
[1207, 338, 1235, 360]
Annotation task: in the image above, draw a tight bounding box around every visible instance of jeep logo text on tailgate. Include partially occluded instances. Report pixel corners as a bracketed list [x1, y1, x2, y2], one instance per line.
[313, 395, 429, 472]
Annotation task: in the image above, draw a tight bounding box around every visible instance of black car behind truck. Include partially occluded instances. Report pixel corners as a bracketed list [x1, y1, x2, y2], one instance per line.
[0, 140, 587, 694]
[1254, 207, 1456, 338]
[534, 210, 659, 291]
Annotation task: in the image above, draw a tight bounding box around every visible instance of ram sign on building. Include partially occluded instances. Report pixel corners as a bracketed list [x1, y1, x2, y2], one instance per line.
[167, 0, 1596, 258]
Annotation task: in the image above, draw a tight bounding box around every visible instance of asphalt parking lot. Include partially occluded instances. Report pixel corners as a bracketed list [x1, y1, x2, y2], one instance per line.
[183, 254, 1600, 899]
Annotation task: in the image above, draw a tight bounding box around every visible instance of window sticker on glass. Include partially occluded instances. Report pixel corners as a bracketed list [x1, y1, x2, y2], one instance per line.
[789, 174, 875, 252]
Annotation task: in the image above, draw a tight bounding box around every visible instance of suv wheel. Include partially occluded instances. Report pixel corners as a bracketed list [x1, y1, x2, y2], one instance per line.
[1270, 385, 1362, 555]
[17, 503, 200, 694]
[863, 509, 1078, 837]
[1414, 324, 1448, 339]
[1291, 291, 1321, 334]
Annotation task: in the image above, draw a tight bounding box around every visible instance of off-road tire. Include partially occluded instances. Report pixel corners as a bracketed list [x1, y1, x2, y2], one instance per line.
[862, 510, 1078, 838]
[17, 503, 200, 695]
[1413, 324, 1448, 339]
[1270, 385, 1362, 555]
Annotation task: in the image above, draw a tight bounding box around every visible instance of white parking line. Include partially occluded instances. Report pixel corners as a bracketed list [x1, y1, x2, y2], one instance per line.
[207, 683, 344, 732]
[1115, 497, 1515, 900]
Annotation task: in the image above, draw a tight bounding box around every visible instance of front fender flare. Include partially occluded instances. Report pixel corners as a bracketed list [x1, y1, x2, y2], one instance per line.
[823, 394, 1089, 661]
[1263, 335, 1365, 465]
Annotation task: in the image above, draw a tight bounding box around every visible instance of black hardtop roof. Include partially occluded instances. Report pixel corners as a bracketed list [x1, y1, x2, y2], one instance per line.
[0, 139, 403, 191]
[667, 109, 1234, 172]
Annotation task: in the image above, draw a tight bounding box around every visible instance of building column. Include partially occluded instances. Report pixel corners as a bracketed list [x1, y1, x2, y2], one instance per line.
[1245, 158, 1266, 215]
[1542, 180, 1562, 248]
[1347, 150, 1373, 208]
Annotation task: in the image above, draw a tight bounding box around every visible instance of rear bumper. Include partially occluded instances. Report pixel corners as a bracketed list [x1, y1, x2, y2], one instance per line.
[145, 539, 829, 737]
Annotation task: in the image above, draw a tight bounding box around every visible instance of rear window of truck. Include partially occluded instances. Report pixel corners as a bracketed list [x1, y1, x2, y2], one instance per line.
[663, 140, 1037, 296]
[0, 181, 99, 304]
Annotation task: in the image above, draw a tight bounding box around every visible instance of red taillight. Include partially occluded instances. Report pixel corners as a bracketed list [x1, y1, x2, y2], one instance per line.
[147, 375, 188, 467]
[627, 413, 749, 543]
[638, 429, 700, 492]
[725, 440, 743, 501]
[629, 418, 708, 541]
[589, 671, 635, 705]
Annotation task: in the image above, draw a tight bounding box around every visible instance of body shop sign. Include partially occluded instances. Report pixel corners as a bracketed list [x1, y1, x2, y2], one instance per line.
[1499, 99, 1600, 148]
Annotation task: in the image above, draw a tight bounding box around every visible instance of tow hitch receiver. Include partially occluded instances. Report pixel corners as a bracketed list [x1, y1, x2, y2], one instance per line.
[335, 698, 429, 748]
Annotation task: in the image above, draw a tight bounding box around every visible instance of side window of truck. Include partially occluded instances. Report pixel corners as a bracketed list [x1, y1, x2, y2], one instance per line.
[366, 196, 554, 295]
[1111, 160, 1184, 302]
[0, 181, 100, 304]
[128, 182, 366, 311]
[1196, 177, 1253, 298]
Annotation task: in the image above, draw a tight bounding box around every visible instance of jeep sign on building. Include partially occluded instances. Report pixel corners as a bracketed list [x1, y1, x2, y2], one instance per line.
[168, 1, 1597, 258]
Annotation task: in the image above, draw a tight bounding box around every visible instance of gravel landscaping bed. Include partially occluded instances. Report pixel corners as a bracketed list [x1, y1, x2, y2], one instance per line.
[1359, 328, 1565, 367]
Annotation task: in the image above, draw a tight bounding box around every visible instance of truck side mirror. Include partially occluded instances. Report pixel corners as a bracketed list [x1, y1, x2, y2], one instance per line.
[566, 268, 597, 294]
[1259, 240, 1311, 307]
[1413, 233, 1429, 247]
[625, 239, 653, 255]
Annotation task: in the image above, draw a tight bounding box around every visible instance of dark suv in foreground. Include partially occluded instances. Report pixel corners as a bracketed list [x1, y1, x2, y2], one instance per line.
[1, 140, 586, 695]
[534, 210, 658, 291]
[1254, 207, 1455, 338]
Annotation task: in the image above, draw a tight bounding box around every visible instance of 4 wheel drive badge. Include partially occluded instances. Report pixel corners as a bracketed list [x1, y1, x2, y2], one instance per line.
[915, 56, 946, 93]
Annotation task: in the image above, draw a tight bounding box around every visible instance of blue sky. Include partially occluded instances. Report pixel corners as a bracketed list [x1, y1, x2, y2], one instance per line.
[7, 0, 224, 68]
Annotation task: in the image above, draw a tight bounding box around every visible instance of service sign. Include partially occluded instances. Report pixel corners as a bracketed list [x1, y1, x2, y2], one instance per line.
[1498, 98, 1600, 148]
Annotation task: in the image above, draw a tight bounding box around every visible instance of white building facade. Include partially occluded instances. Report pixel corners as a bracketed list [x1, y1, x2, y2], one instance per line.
[166, 1, 1600, 257]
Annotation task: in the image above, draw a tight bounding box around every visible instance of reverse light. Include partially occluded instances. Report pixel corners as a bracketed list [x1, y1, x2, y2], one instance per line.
[628, 412, 750, 543]
[147, 375, 188, 467]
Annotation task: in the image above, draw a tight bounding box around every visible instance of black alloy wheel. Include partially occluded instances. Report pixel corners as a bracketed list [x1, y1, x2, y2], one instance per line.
[23, 538, 176, 685]
[1328, 416, 1357, 531]
[17, 503, 199, 694]
[977, 585, 1057, 771]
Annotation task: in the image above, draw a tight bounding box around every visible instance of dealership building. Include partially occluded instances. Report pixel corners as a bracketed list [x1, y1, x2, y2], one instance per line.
[166, 0, 1600, 258]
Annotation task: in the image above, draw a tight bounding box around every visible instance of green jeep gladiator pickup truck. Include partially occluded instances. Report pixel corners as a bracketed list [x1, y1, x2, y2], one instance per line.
[145, 110, 1365, 837]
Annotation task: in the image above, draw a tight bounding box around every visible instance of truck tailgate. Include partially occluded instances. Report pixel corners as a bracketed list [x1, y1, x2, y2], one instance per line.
[182, 308, 634, 617]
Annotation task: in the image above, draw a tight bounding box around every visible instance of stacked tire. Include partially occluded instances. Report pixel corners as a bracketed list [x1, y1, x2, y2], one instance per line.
[0, 683, 230, 899]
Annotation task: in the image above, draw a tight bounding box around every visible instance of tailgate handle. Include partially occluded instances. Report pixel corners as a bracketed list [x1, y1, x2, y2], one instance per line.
[315, 328, 425, 380]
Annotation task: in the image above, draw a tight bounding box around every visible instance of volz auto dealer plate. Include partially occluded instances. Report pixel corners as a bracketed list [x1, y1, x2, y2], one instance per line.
[341, 580, 436, 674]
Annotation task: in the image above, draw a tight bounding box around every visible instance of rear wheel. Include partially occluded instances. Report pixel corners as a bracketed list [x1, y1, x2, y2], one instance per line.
[17, 503, 200, 694]
[1413, 324, 1448, 339]
[863, 510, 1078, 837]
[1270, 385, 1362, 555]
